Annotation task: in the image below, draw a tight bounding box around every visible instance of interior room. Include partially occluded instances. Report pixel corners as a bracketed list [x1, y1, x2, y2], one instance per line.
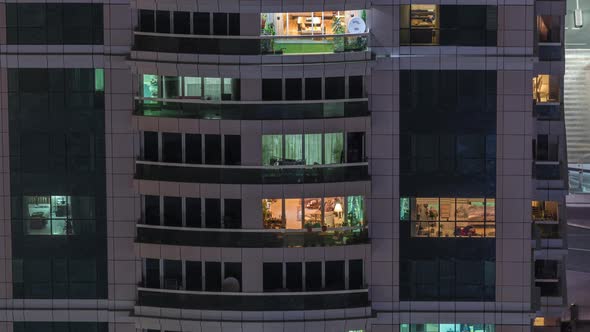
[533, 74, 560, 103]
[24, 195, 73, 235]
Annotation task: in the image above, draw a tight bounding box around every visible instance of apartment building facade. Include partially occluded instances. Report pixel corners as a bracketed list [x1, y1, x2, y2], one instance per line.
[0, 0, 568, 331]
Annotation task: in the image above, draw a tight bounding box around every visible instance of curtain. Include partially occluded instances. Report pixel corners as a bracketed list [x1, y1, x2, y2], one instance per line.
[305, 133, 322, 165]
[285, 135, 303, 161]
[204, 77, 221, 100]
[184, 77, 202, 97]
[324, 133, 344, 164]
[346, 196, 364, 226]
[262, 135, 282, 165]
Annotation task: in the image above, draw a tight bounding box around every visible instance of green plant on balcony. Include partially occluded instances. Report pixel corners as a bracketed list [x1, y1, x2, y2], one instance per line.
[261, 17, 277, 54]
[332, 15, 345, 52]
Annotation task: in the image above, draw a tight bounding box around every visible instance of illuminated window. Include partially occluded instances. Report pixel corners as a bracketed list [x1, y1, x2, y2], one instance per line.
[532, 200, 559, 221]
[533, 74, 560, 103]
[23, 195, 95, 236]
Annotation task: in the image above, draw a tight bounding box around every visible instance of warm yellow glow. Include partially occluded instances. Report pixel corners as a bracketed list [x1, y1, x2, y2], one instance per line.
[533, 74, 559, 103]
[534, 317, 545, 326]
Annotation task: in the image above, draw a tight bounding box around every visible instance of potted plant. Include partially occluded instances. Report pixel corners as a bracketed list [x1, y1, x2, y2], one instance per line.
[261, 19, 277, 55]
[332, 15, 345, 52]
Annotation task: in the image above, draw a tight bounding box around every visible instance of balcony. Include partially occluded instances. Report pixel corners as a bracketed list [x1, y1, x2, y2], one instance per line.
[136, 224, 369, 248]
[134, 98, 369, 120]
[538, 43, 563, 61]
[533, 161, 562, 180]
[135, 161, 370, 184]
[136, 287, 369, 311]
[133, 31, 368, 56]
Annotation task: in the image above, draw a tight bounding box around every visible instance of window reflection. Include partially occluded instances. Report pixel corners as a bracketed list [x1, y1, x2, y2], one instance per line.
[404, 197, 495, 238]
[263, 196, 365, 229]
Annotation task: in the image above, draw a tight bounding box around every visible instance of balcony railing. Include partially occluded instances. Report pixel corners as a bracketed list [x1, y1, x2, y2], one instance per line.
[533, 161, 562, 180]
[133, 31, 369, 55]
[136, 224, 369, 248]
[135, 160, 370, 184]
[538, 43, 563, 61]
[533, 101, 562, 120]
[136, 287, 370, 311]
[134, 98, 369, 120]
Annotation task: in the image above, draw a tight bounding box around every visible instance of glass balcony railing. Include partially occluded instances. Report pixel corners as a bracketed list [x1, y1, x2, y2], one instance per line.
[136, 224, 369, 248]
[533, 161, 562, 180]
[133, 31, 369, 56]
[533, 101, 562, 120]
[135, 161, 370, 184]
[538, 43, 563, 61]
[134, 98, 369, 120]
[137, 287, 370, 311]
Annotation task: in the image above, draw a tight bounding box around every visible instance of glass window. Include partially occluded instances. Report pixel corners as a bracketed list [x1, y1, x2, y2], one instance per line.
[347, 132, 365, 163]
[305, 78, 322, 100]
[156, 10, 171, 33]
[325, 77, 345, 99]
[162, 133, 182, 163]
[262, 79, 283, 101]
[324, 197, 345, 227]
[186, 261, 202, 291]
[286, 262, 303, 291]
[324, 133, 344, 164]
[205, 198, 221, 228]
[262, 135, 283, 166]
[183, 77, 202, 98]
[304, 198, 323, 228]
[223, 262, 241, 292]
[139, 10, 155, 32]
[145, 258, 160, 288]
[400, 197, 410, 221]
[325, 261, 345, 290]
[185, 133, 202, 164]
[144, 195, 160, 225]
[223, 199, 242, 229]
[94, 69, 104, 92]
[346, 196, 365, 226]
[193, 13, 210, 35]
[224, 135, 241, 165]
[163, 260, 182, 289]
[186, 197, 201, 228]
[213, 13, 228, 35]
[228, 13, 240, 36]
[204, 134, 221, 165]
[285, 134, 303, 162]
[349, 76, 364, 99]
[203, 78, 222, 100]
[263, 199, 283, 229]
[163, 196, 182, 227]
[286, 78, 303, 100]
[285, 198, 302, 229]
[162, 76, 180, 99]
[174, 11, 190, 34]
[205, 262, 221, 291]
[263, 263, 283, 291]
[305, 133, 322, 165]
[142, 75, 159, 99]
[23, 195, 75, 236]
[349, 259, 363, 289]
[439, 198, 456, 237]
[305, 261, 322, 291]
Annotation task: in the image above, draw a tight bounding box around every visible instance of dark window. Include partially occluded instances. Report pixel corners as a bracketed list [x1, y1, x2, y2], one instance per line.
[204, 134, 222, 165]
[325, 261, 345, 290]
[173, 11, 191, 34]
[205, 262, 221, 291]
[186, 261, 202, 291]
[286, 262, 303, 291]
[143, 131, 158, 161]
[347, 132, 365, 163]
[193, 13, 210, 35]
[223, 262, 242, 291]
[139, 10, 155, 32]
[224, 135, 241, 165]
[185, 133, 202, 164]
[305, 262, 322, 291]
[163, 260, 182, 290]
[263, 263, 283, 291]
[262, 79, 283, 101]
[325, 77, 345, 100]
[162, 133, 182, 163]
[144, 195, 160, 225]
[213, 13, 228, 35]
[228, 13, 240, 35]
[145, 259, 160, 288]
[186, 198, 201, 228]
[163, 196, 182, 227]
[305, 78, 322, 100]
[349, 76, 364, 99]
[205, 198, 221, 228]
[156, 10, 171, 33]
[223, 199, 241, 229]
[349, 260, 363, 289]
[285, 79, 303, 100]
